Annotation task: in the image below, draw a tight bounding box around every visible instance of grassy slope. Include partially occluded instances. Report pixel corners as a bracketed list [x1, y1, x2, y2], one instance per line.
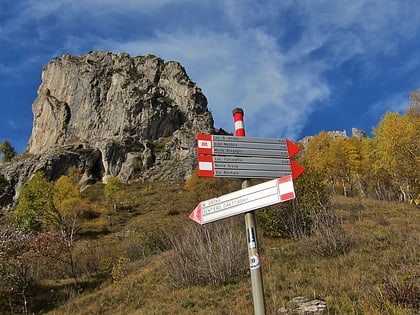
[44, 183, 419, 315]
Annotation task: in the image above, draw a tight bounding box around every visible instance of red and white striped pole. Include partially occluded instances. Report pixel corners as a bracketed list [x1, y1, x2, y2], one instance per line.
[232, 108, 266, 315]
[232, 108, 246, 136]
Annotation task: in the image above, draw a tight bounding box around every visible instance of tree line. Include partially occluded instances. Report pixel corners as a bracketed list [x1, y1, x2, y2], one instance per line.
[300, 92, 419, 204]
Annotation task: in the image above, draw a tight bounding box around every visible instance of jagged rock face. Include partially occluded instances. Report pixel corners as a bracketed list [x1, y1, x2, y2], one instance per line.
[1, 51, 216, 208]
[29, 51, 212, 154]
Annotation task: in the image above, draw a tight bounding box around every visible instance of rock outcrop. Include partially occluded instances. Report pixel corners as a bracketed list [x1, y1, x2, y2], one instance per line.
[1, 51, 218, 208]
[299, 127, 367, 151]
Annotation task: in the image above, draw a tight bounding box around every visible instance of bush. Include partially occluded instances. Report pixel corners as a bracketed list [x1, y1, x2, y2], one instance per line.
[305, 206, 356, 257]
[257, 166, 330, 239]
[164, 218, 248, 287]
[116, 228, 169, 261]
[377, 270, 420, 309]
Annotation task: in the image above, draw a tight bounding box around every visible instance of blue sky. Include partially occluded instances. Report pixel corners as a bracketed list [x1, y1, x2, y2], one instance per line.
[1, 0, 419, 153]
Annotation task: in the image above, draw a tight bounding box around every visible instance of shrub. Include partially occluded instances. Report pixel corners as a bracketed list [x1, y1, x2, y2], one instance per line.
[164, 218, 248, 287]
[257, 166, 330, 239]
[378, 271, 420, 309]
[118, 228, 169, 261]
[305, 206, 356, 257]
[111, 256, 131, 285]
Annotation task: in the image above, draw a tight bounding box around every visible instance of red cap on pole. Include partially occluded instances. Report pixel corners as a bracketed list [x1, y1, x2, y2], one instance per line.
[232, 108, 245, 137]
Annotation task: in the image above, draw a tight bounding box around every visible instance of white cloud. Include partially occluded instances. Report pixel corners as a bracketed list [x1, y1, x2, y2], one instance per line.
[96, 26, 330, 138]
[2, 0, 419, 140]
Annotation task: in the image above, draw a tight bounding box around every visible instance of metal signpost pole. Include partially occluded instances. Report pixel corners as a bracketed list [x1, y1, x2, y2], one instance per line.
[232, 108, 266, 315]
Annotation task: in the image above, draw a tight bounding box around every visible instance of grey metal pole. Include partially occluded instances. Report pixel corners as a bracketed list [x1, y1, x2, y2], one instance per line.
[232, 108, 266, 315]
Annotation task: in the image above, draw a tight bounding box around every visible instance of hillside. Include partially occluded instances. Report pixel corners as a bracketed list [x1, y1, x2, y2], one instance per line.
[2, 178, 418, 314]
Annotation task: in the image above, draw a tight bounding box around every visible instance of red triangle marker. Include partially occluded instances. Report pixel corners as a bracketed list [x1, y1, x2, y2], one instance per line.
[189, 204, 202, 224]
[286, 139, 300, 158]
[290, 160, 305, 179]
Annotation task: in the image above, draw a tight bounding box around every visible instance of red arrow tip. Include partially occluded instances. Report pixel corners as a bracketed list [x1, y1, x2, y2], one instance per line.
[286, 139, 301, 158]
[189, 204, 202, 224]
[290, 160, 305, 179]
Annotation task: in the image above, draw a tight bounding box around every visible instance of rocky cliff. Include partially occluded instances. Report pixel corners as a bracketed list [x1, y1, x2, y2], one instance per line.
[1, 51, 219, 208]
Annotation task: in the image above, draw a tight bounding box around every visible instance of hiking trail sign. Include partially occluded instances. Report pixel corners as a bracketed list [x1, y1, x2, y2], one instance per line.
[190, 108, 305, 315]
[196, 134, 304, 179]
[189, 175, 295, 225]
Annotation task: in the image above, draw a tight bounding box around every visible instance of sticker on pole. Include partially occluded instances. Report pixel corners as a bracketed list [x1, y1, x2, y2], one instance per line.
[249, 254, 261, 270]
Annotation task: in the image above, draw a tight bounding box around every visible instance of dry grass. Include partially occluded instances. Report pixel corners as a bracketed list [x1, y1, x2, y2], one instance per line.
[261, 196, 419, 314]
[7, 183, 419, 315]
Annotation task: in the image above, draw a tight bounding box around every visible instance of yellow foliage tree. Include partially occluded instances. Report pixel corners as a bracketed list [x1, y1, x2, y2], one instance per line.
[104, 177, 125, 211]
[373, 112, 420, 202]
[15, 170, 88, 287]
[302, 132, 337, 192]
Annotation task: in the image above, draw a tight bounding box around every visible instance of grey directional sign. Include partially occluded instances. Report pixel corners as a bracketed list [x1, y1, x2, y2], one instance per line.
[198, 134, 290, 158]
[196, 134, 304, 179]
[212, 147, 290, 158]
[212, 156, 291, 165]
[214, 169, 293, 179]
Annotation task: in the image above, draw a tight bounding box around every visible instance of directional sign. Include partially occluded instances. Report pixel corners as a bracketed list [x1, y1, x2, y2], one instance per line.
[196, 134, 304, 179]
[197, 134, 301, 158]
[189, 175, 295, 225]
[198, 155, 304, 179]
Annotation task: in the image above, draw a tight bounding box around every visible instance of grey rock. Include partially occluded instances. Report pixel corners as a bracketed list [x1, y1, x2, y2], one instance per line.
[279, 296, 327, 314]
[351, 127, 367, 139]
[1, 51, 218, 208]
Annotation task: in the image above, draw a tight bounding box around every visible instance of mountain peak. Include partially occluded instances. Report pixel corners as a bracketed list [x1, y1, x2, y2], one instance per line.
[1, 51, 217, 208]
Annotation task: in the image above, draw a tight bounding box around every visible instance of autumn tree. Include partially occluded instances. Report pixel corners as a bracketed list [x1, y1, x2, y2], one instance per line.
[0, 227, 69, 314]
[373, 112, 419, 202]
[50, 175, 85, 285]
[358, 137, 393, 200]
[15, 170, 87, 287]
[15, 172, 54, 231]
[104, 177, 125, 211]
[407, 89, 420, 115]
[301, 132, 338, 193]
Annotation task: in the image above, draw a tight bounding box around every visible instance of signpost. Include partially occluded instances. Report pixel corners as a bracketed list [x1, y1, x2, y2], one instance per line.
[197, 134, 301, 158]
[190, 108, 304, 315]
[196, 134, 304, 180]
[189, 175, 295, 225]
[198, 155, 304, 179]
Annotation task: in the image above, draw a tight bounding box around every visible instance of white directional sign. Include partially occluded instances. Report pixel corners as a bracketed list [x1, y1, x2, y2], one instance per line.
[189, 175, 295, 225]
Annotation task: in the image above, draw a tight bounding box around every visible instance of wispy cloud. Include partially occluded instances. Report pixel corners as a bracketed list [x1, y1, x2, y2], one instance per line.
[99, 28, 330, 138]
